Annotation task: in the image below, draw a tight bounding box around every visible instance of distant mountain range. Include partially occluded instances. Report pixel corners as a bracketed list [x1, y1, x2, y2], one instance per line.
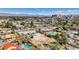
[0, 13, 51, 17]
[0, 13, 29, 16]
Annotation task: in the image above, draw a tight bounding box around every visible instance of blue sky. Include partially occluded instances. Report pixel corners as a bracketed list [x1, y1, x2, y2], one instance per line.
[0, 8, 79, 15]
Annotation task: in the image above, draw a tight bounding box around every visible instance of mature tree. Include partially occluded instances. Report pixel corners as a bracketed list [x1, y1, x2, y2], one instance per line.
[20, 22, 25, 26]
[30, 21, 34, 28]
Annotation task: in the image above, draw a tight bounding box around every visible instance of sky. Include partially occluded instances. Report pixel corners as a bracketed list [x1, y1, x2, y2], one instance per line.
[0, 8, 79, 15]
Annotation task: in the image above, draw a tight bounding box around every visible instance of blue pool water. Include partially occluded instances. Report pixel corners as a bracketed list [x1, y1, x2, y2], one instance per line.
[24, 43, 31, 49]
